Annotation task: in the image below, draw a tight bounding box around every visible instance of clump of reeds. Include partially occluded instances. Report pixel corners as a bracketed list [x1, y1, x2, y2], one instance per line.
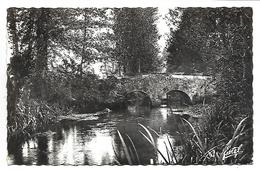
[112, 131, 140, 165]
[139, 123, 178, 164]
[7, 91, 63, 144]
[181, 117, 248, 164]
[114, 123, 178, 165]
[114, 116, 250, 165]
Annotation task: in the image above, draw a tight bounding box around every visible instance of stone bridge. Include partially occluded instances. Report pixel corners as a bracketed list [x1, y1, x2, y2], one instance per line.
[114, 73, 216, 107]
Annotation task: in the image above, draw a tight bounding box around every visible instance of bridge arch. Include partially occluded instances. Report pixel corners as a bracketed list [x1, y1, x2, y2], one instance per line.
[125, 90, 152, 107]
[125, 90, 150, 98]
[166, 90, 192, 107]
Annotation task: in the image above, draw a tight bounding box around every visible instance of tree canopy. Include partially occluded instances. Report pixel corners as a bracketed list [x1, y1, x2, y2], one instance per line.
[113, 8, 161, 75]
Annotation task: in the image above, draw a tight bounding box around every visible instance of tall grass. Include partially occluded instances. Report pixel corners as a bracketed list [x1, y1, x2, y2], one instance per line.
[114, 116, 250, 165]
[7, 91, 63, 146]
[182, 117, 248, 164]
[138, 123, 177, 164]
[113, 131, 140, 165]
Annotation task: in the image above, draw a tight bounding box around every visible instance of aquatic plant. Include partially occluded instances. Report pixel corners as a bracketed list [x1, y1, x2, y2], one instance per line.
[7, 90, 63, 146]
[179, 117, 249, 164]
[113, 131, 140, 165]
[138, 123, 177, 164]
[114, 116, 250, 165]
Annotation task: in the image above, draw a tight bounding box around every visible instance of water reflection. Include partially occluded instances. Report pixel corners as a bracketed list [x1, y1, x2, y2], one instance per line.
[83, 130, 115, 165]
[37, 136, 49, 165]
[156, 134, 176, 164]
[159, 107, 169, 121]
[8, 106, 190, 165]
[127, 105, 151, 115]
[56, 126, 80, 165]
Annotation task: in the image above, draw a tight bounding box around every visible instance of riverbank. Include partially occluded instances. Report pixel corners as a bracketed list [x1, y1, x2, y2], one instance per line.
[7, 98, 62, 153]
[57, 108, 111, 122]
[7, 91, 114, 154]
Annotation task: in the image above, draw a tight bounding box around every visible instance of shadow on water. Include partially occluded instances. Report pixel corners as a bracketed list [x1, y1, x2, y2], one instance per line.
[8, 101, 194, 165]
[36, 136, 49, 165]
[167, 90, 192, 108]
[125, 91, 152, 116]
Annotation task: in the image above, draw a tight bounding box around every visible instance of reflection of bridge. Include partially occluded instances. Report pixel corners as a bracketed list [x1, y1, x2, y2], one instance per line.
[115, 73, 216, 107]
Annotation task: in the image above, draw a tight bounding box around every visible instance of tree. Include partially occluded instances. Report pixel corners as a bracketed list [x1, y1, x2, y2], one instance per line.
[166, 8, 210, 74]
[47, 8, 114, 77]
[113, 8, 161, 75]
[7, 8, 19, 128]
[166, 7, 252, 81]
[166, 7, 253, 163]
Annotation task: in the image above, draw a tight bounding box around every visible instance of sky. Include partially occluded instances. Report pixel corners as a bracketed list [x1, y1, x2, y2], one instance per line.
[157, 8, 171, 54]
[156, 7, 176, 73]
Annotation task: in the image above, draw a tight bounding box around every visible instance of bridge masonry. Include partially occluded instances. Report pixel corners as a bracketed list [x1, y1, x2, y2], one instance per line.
[114, 74, 216, 107]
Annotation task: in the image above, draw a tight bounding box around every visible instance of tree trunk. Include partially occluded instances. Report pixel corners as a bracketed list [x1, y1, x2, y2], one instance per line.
[7, 8, 19, 129]
[35, 8, 49, 99]
[8, 8, 19, 56]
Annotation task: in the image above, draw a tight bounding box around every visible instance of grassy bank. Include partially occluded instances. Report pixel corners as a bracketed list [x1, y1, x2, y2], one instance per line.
[7, 91, 67, 153]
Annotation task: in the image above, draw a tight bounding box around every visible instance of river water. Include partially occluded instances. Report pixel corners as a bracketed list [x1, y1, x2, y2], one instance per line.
[8, 107, 196, 165]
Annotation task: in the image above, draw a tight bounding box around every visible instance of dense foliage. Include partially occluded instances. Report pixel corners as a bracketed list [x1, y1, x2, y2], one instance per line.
[166, 7, 253, 164]
[113, 8, 161, 75]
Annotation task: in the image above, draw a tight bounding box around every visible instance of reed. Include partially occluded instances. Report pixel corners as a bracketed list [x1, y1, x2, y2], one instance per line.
[138, 124, 170, 164]
[7, 97, 62, 145]
[114, 116, 249, 165]
[114, 130, 140, 165]
[181, 117, 248, 164]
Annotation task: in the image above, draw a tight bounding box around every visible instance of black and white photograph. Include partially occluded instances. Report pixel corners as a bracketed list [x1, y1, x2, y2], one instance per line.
[2, 0, 258, 167]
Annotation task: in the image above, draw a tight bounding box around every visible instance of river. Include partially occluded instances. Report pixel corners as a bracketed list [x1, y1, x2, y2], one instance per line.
[8, 106, 197, 165]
